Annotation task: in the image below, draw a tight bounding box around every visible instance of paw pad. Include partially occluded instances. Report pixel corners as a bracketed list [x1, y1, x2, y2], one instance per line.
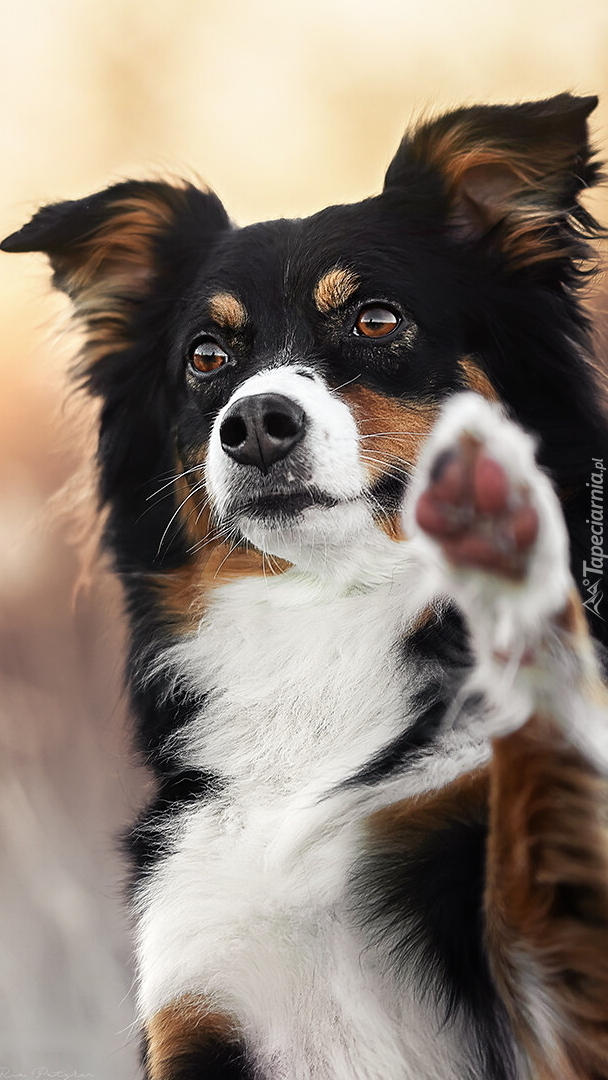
[415, 433, 539, 579]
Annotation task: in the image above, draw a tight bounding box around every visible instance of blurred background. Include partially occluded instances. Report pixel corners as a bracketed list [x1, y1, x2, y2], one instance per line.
[2, 0, 608, 1076]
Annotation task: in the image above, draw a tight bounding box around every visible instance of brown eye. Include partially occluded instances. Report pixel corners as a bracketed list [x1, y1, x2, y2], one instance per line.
[190, 338, 230, 374]
[354, 305, 400, 338]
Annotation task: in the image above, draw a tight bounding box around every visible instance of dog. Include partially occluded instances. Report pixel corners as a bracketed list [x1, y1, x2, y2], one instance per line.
[4, 92, 608, 1080]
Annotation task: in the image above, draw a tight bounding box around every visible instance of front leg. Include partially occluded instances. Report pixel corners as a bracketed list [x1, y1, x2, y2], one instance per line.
[410, 394, 608, 1079]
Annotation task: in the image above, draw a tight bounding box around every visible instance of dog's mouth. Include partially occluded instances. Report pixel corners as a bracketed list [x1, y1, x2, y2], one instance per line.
[235, 487, 347, 524]
[220, 472, 410, 532]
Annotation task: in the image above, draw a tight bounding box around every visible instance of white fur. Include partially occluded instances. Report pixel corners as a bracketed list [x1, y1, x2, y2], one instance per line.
[136, 553, 493, 1077]
[405, 394, 575, 728]
[511, 949, 566, 1073]
[205, 366, 375, 566]
[407, 394, 608, 763]
[136, 392, 608, 1079]
[405, 393, 572, 651]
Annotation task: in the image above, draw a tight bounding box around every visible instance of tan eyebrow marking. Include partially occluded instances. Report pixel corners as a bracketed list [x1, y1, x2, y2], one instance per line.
[313, 267, 359, 314]
[207, 292, 247, 331]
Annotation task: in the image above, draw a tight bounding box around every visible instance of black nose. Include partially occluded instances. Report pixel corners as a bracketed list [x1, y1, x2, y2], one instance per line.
[219, 393, 306, 472]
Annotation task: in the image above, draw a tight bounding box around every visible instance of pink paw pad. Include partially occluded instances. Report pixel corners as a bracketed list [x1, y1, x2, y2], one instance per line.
[415, 433, 539, 580]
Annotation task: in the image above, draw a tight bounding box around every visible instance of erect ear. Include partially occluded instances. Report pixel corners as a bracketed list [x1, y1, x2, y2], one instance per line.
[384, 93, 601, 269]
[1, 178, 230, 356]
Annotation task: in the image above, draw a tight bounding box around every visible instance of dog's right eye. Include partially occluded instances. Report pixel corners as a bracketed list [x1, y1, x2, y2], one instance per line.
[189, 338, 230, 375]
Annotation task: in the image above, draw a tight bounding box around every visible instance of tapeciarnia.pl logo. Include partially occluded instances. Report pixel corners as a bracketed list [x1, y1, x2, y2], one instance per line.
[582, 458, 606, 620]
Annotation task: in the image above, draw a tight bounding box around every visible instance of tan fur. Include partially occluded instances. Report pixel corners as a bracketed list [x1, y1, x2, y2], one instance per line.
[341, 385, 436, 540]
[60, 187, 200, 371]
[486, 592, 608, 1078]
[151, 474, 289, 632]
[68, 194, 177, 295]
[313, 267, 359, 313]
[368, 766, 489, 842]
[485, 592, 608, 1078]
[207, 291, 247, 331]
[409, 118, 585, 268]
[486, 711, 608, 1079]
[458, 356, 499, 401]
[374, 509, 404, 541]
[151, 534, 287, 633]
[556, 587, 598, 646]
[342, 384, 435, 538]
[342, 385, 436, 474]
[145, 995, 242, 1080]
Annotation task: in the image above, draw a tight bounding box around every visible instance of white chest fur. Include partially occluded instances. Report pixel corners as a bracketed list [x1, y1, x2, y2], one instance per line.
[136, 560, 480, 1078]
[169, 563, 434, 793]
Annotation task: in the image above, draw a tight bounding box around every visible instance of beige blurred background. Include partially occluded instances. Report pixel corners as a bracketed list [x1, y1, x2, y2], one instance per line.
[2, 1, 608, 1076]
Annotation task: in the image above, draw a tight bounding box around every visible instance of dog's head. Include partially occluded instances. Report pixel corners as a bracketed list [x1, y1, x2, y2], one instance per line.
[3, 93, 606, 592]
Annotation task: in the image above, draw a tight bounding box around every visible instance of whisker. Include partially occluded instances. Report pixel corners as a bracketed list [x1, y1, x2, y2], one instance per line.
[266, 552, 284, 575]
[329, 374, 361, 394]
[358, 431, 432, 438]
[186, 522, 234, 557]
[360, 449, 414, 463]
[212, 528, 243, 579]
[359, 453, 414, 479]
[146, 464, 204, 502]
[261, 548, 272, 590]
[185, 508, 243, 557]
[156, 479, 207, 558]
[193, 493, 212, 527]
[134, 477, 204, 527]
[360, 456, 413, 472]
[363, 484, 405, 527]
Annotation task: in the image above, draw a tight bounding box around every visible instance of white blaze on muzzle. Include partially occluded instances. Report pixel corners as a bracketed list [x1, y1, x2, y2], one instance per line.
[204, 366, 373, 560]
[207, 368, 366, 511]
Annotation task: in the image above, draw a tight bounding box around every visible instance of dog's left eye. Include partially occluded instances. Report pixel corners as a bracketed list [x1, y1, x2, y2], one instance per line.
[189, 338, 230, 374]
[354, 305, 400, 338]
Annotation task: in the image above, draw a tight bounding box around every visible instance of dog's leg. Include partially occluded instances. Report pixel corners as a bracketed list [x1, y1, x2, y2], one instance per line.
[409, 393, 608, 1079]
[141, 995, 254, 1080]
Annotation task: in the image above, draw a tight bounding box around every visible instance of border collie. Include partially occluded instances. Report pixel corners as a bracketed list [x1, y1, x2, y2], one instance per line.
[4, 92, 608, 1080]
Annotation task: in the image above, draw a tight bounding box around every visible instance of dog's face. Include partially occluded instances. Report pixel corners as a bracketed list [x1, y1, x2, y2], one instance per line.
[176, 198, 471, 564]
[2, 93, 602, 582]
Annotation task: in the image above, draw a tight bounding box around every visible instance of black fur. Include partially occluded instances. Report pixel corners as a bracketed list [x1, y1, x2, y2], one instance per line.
[126, 767, 222, 895]
[343, 607, 474, 787]
[141, 1032, 256, 1080]
[345, 609, 473, 786]
[4, 103, 607, 619]
[402, 605, 472, 668]
[344, 690, 451, 788]
[4, 93, 608, 1079]
[352, 808, 517, 1080]
[124, 626, 225, 889]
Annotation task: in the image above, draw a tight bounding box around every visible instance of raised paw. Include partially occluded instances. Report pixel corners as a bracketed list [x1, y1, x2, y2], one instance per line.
[415, 433, 539, 580]
[405, 393, 573, 653]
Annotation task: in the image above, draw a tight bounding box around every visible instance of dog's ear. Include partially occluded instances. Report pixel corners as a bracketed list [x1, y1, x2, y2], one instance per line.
[384, 93, 600, 270]
[1, 182, 231, 561]
[1, 178, 229, 449]
[1, 179, 230, 358]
